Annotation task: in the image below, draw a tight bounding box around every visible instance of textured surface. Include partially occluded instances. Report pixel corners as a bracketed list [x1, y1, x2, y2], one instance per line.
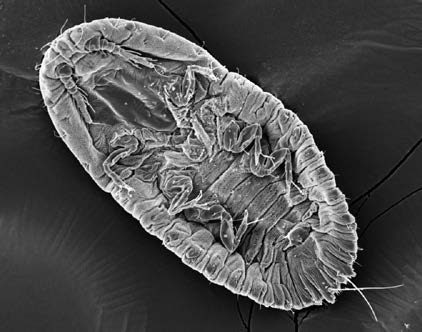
[39, 17, 358, 311]
[1, 1, 422, 331]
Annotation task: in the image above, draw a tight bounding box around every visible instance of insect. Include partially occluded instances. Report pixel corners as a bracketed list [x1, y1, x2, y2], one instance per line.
[38, 17, 358, 311]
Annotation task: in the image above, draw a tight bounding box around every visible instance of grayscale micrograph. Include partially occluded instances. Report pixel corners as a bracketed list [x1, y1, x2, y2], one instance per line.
[39, 17, 358, 312]
[1, 1, 422, 332]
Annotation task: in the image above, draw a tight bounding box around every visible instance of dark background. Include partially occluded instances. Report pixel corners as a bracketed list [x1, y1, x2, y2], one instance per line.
[1, 0, 422, 331]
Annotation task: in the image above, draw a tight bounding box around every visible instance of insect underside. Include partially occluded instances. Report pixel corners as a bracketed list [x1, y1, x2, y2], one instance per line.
[38, 17, 359, 312]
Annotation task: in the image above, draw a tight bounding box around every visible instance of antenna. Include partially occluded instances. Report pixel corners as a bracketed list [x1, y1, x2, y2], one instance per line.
[330, 277, 404, 322]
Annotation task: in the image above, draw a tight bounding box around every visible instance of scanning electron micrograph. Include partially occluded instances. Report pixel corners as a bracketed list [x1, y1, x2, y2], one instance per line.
[4, 1, 422, 331]
[38, 18, 358, 311]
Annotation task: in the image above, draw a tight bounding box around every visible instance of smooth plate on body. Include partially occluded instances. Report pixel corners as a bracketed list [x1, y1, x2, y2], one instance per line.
[39, 17, 358, 311]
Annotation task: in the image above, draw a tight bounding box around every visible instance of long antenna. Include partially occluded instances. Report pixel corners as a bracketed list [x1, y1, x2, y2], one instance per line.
[346, 277, 378, 322]
[332, 285, 403, 292]
[332, 279, 404, 322]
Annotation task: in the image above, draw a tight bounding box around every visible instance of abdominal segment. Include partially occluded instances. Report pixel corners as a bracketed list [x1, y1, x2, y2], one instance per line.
[39, 18, 358, 310]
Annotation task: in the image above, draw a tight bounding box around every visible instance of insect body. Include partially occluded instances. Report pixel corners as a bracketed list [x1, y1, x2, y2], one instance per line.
[39, 18, 358, 311]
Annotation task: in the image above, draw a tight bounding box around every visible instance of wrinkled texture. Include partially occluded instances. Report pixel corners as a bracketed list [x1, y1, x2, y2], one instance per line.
[39, 17, 358, 311]
[1, 0, 422, 331]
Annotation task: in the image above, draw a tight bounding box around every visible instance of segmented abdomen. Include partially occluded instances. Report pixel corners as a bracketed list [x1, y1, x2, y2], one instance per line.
[38, 17, 358, 311]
